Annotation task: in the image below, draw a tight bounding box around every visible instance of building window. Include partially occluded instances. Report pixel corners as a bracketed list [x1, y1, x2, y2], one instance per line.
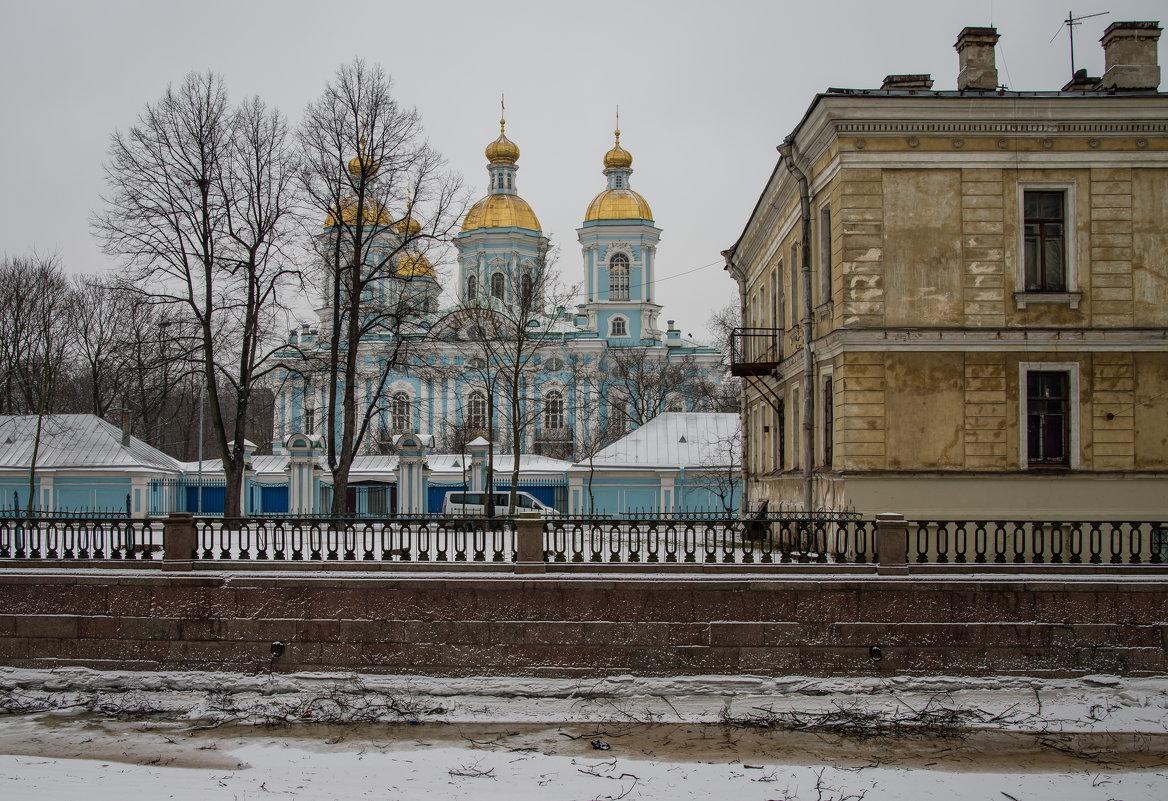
[667, 394, 685, 413]
[544, 357, 564, 372]
[543, 389, 564, 430]
[506, 172, 512, 191]
[1026, 371, 1069, 466]
[490, 272, 505, 300]
[466, 273, 478, 298]
[467, 390, 487, 430]
[303, 392, 315, 436]
[391, 391, 411, 431]
[822, 379, 833, 468]
[790, 384, 800, 468]
[609, 253, 630, 300]
[609, 316, 628, 337]
[520, 273, 533, 308]
[777, 400, 785, 470]
[789, 243, 800, 326]
[1024, 191, 1066, 291]
[614, 175, 623, 189]
[818, 205, 832, 304]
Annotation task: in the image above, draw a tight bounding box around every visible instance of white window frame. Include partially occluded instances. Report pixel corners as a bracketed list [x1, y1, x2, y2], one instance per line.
[1018, 361, 1080, 469]
[1014, 180, 1081, 309]
[609, 315, 629, 337]
[543, 388, 565, 431]
[390, 390, 413, 432]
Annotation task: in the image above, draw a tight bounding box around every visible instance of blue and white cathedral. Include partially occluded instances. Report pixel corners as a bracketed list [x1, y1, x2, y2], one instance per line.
[274, 115, 723, 458]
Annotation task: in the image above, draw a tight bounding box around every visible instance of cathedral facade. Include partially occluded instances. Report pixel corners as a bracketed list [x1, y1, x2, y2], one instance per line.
[273, 118, 724, 459]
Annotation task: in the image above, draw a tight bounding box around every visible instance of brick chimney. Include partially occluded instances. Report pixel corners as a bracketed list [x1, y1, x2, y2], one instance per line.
[881, 74, 934, 91]
[1099, 21, 1162, 91]
[955, 26, 1000, 91]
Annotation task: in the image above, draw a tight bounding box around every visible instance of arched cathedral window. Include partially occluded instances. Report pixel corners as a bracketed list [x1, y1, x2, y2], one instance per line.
[609, 253, 630, 300]
[543, 390, 564, 430]
[491, 272, 505, 300]
[520, 273, 533, 308]
[466, 273, 478, 299]
[467, 390, 487, 430]
[391, 391, 411, 431]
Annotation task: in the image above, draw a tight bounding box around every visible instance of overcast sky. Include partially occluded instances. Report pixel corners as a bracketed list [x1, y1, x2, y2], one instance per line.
[1, 0, 1163, 340]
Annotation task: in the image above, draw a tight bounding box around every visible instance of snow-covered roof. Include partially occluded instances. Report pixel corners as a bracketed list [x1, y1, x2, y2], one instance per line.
[427, 452, 572, 482]
[0, 415, 184, 474]
[577, 412, 741, 470]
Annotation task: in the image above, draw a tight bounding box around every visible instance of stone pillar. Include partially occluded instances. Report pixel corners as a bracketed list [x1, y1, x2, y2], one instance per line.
[467, 436, 491, 493]
[284, 433, 319, 515]
[875, 512, 909, 575]
[163, 512, 196, 571]
[514, 513, 546, 574]
[394, 433, 433, 515]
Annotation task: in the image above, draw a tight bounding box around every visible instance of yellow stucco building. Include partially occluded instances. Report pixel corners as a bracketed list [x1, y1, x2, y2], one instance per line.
[725, 22, 1167, 518]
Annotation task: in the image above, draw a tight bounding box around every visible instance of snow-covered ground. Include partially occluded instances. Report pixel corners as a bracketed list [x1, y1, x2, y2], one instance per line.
[2, 668, 1167, 799]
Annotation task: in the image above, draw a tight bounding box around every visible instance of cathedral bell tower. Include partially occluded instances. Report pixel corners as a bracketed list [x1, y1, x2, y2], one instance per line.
[577, 121, 662, 343]
[454, 104, 548, 308]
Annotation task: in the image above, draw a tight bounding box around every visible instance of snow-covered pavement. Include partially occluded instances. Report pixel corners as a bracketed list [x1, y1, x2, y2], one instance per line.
[1, 668, 1167, 799]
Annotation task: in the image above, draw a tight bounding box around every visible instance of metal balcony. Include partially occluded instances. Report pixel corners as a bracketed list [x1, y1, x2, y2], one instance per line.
[730, 328, 783, 377]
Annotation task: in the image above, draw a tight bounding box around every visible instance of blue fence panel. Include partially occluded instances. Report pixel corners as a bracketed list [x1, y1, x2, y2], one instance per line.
[260, 484, 289, 514]
[185, 484, 225, 515]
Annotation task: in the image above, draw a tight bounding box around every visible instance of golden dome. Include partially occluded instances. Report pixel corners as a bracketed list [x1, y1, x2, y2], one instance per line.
[395, 215, 422, 235]
[348, 137, 379, 177]
[584, 188, 653, 222]
[348, 155, 378, 177]
[397, 252, 435, 279]
[325, 196, 391, 227]
[603, 128, 633, 169]
[485, 119, 519, 164]
[461, 193, 541, 232]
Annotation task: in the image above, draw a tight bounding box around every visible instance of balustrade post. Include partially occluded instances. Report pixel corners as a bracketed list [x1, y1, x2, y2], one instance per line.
[875, 512, 909, 575]
[514, 513, 546, 574]
[163, 512, 197, 571]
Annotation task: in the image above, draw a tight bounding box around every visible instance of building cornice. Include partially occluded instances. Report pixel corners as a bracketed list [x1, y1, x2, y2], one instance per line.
[806, 327, 1168, 364]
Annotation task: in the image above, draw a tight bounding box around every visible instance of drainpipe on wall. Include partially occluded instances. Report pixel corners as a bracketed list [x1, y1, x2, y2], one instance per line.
[777, 136, 814, 514]
[721, 248, 749, 514]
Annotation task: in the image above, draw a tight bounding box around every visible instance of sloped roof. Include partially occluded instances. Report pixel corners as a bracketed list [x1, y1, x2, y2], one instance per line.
[579, 412, 741, 470]
[0, 415, 183, 473]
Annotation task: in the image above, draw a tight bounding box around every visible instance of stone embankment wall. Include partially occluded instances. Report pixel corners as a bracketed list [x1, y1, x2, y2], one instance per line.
[1, 571, 1165, 676]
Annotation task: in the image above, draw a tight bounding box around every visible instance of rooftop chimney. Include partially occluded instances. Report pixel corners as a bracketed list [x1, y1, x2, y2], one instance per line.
[881, 74, 934, 91]
[955, 26, 1000, 91]
[1062, 68, 1100, 91]
[121, 411, 131, 447]
[1099, 21, 1162, 91]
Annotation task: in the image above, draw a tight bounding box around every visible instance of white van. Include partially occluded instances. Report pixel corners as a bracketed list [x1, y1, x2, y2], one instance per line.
[442, 491, 560, 517]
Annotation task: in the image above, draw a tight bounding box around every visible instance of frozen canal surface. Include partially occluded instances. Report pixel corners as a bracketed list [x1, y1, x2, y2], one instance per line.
[1, 668, 1166, 799]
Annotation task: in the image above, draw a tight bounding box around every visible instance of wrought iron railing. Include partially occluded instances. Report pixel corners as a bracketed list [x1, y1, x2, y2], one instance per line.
[904, 520, 1167, 565]
[192, 517, 518, 562]
[0, 516, 160, 560]
[730, 327, 783, 375]
[1, 514, 1164, 569]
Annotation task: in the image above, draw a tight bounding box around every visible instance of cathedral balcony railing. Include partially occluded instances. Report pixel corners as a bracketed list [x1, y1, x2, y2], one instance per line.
[730, 328, 783, 377]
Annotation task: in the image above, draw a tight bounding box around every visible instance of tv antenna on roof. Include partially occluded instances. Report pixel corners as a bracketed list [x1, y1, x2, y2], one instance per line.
[1050, 9, 1110, 76]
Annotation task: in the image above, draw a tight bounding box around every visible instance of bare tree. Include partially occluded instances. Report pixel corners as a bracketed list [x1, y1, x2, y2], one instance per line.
[706, 299, 743, 414]
[297, 59, 464, 514]
[94, 72, 298, 516]
[443, 250, 576, 515]
[601, 347, 721, 433]
[0, 255, 76, 513]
